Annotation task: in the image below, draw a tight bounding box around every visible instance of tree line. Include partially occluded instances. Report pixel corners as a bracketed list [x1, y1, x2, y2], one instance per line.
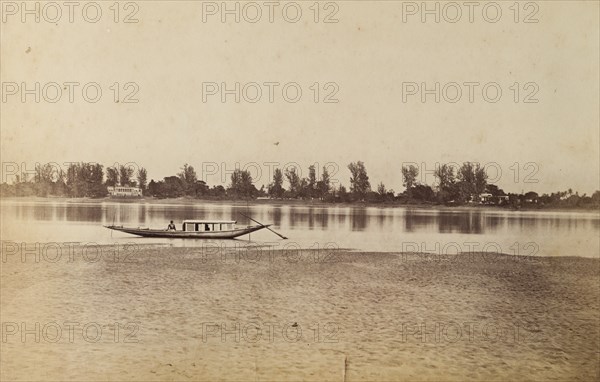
[1, 161, 598, 209]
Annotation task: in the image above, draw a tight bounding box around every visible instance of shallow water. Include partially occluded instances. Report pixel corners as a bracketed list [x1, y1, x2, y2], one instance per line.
[2, 200, 599, 380]
[1, 199, 599, 257]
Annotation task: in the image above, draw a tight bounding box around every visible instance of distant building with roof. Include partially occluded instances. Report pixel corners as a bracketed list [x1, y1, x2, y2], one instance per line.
[107, 186, 142, 197]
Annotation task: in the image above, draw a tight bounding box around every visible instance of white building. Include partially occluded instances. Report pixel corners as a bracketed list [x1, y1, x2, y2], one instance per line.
[479, 193, 493, 203]
[107, 186, 142, 197]
[469, 193, 509, 205]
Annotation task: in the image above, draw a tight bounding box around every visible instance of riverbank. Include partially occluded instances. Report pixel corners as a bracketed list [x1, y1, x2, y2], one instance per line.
[2, 247, 598, 381]
[1, 195, 598, 214]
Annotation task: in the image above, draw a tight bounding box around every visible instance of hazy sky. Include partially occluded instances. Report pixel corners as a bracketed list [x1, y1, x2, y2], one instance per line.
[1, 1, 599, 194]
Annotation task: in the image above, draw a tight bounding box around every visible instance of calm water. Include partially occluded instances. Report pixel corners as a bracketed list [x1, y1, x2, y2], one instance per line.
[1, 199, 599, 257]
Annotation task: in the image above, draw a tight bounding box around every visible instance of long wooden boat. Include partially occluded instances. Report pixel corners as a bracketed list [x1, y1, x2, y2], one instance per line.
[104, 220, 270, 239]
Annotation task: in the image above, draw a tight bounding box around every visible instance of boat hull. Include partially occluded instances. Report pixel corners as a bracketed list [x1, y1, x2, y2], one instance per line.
[104, 224, 269, 239]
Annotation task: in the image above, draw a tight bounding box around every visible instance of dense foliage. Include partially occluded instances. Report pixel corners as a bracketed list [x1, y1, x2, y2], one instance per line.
[1, 161, 598, 210]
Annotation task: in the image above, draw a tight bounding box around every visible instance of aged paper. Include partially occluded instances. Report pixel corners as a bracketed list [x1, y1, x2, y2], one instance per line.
[1, 1, 599, 380]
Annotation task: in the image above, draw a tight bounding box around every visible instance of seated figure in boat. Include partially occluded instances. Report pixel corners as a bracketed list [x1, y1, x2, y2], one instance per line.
[105, 218, 278, 239]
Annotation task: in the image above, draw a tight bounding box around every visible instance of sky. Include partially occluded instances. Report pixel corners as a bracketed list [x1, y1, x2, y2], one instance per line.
[1, 1, 599, 195]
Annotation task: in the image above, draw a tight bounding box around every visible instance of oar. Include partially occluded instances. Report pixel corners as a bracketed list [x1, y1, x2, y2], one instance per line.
[239, 212, 288, 240]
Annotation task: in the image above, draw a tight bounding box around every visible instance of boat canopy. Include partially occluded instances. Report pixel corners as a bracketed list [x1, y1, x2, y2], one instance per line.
[182, 220, 236, 224]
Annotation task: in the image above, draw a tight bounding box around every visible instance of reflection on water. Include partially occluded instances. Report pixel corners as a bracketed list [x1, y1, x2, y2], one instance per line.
[1, 200, 599, 257]
[351, 208, 367, 231]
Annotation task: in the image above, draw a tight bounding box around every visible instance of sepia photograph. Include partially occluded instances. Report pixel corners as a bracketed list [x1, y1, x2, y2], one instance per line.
[1, 1, 599, 381]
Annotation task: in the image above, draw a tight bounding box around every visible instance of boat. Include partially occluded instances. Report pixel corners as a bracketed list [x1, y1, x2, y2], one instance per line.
[104, 219, 271, 239]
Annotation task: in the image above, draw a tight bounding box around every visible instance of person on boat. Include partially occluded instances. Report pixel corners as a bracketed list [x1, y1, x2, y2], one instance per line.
[167, 220, 176, 231]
